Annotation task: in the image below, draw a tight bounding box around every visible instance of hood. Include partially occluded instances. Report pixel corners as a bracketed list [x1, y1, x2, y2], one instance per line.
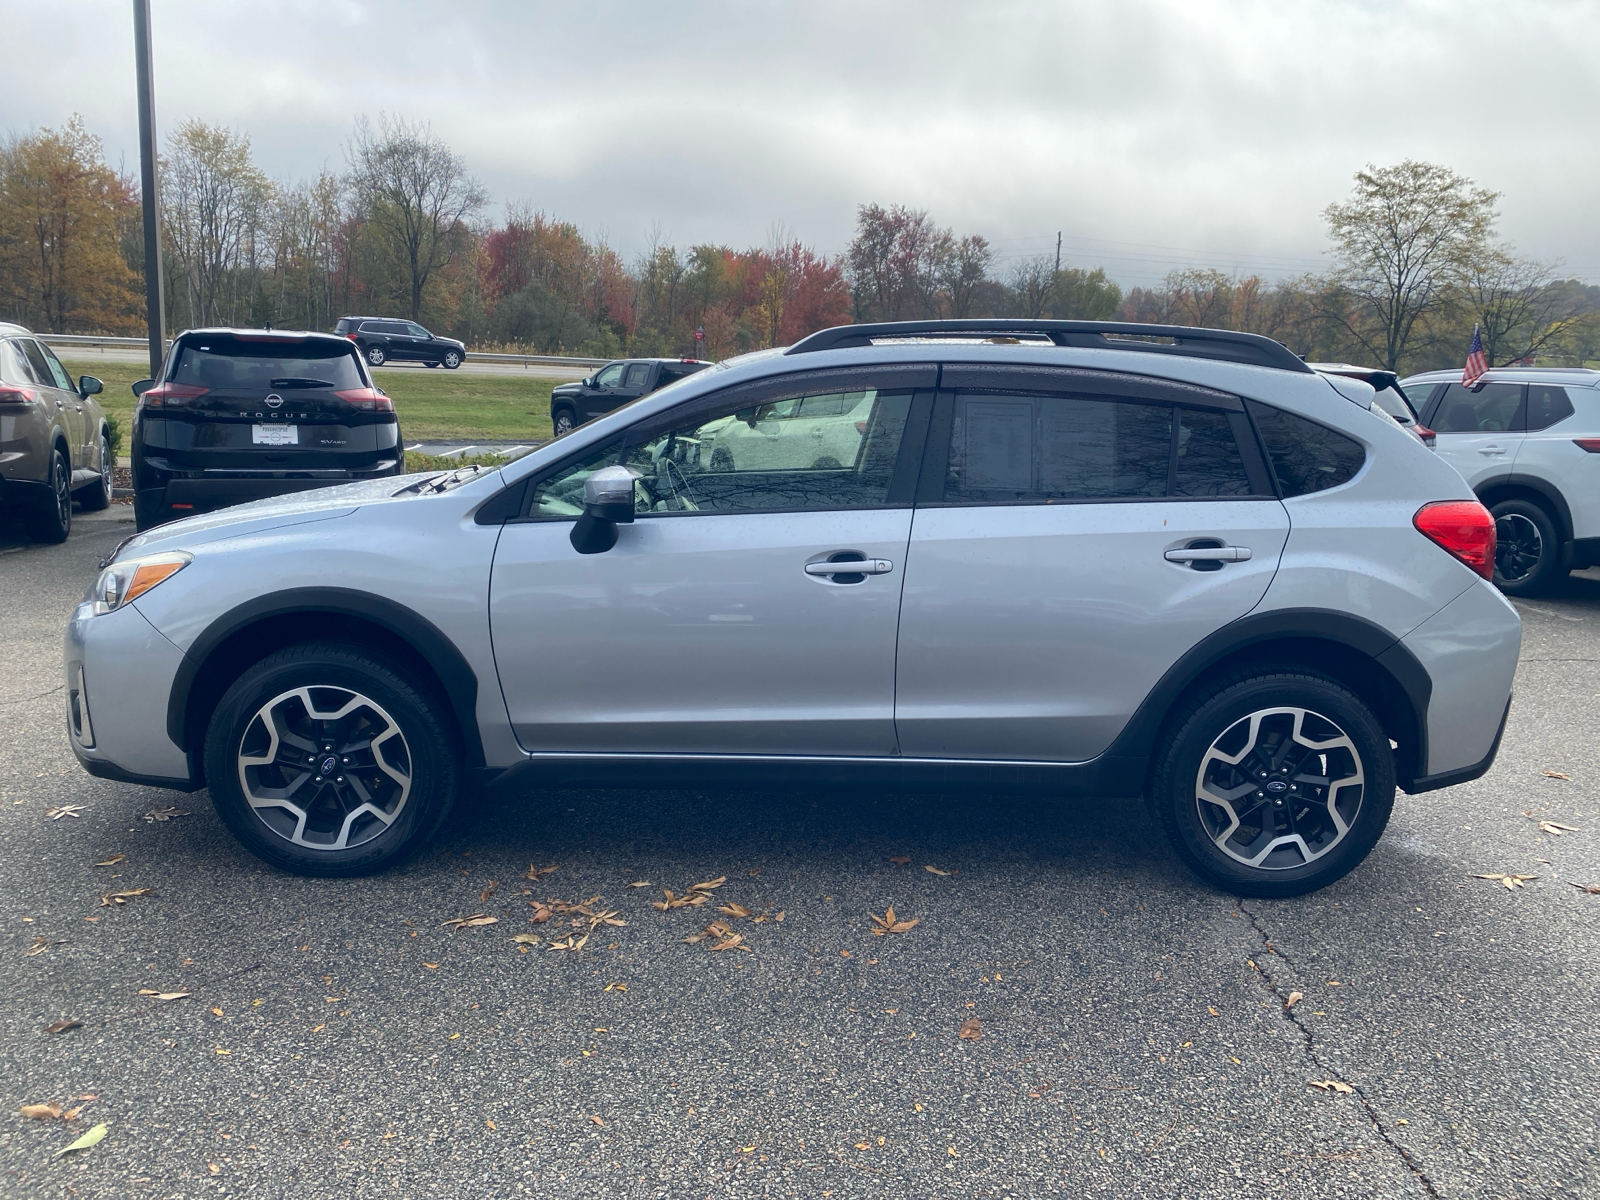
[107, 473, 457, 561]
[552, 380, 583, 397]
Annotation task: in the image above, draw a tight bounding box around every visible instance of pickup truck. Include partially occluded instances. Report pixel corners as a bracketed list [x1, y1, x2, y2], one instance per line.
[549, 358, 712, 434]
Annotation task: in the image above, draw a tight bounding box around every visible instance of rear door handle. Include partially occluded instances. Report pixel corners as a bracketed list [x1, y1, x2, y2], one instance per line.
[806, 558, 894, 576]
[1165, 546, 1252, 563]
[1479, 445, 1505, 456]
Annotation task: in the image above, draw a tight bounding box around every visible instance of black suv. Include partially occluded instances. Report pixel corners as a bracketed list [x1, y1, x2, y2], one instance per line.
[549, 358, 712, 434]
[334, 317, 466, 369]
[131, 329, 405, 530]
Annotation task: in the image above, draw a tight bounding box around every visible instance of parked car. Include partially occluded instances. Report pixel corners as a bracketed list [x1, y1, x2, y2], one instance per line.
[130, 328, 405, 530]
[549, 358, 712, 434]
[1399, 366, 1600, 595]
[334, 317, 466, 369]
[70, 319, 1518, 898]
[0, 322, 112, 543]
[1308, 363, 1434, 448]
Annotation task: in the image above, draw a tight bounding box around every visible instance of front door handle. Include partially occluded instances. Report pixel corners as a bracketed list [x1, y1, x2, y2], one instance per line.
[1165, 546, 1252, 563]
[805, 558, 894, 576]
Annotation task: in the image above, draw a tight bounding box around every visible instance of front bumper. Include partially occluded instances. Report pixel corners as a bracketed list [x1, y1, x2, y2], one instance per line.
[64, 599, 196, 790]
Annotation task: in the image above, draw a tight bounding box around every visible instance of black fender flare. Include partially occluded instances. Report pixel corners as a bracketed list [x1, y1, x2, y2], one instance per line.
[1103, 607, 1432, 787]
[166, 587, 484, 770]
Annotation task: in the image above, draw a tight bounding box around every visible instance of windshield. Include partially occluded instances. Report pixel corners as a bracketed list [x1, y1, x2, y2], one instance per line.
[171, 338, 365, 391]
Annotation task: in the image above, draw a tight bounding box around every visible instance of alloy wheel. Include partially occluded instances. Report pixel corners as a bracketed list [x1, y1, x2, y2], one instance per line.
[368, 347, 385, 366]
[1494, 513, 1542, 584]
[236, 685, 412, 851]
[553, 411, 574, 434]
[1194, 706, 1364, 870]
[52, 453, 71, 527]
[99, 435, 113, 496]
[444, 351, 461, 368]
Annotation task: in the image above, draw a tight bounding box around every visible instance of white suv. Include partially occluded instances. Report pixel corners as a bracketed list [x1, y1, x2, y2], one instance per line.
[1400, 367, 1600, 594]
[66, 321, 1520, 897]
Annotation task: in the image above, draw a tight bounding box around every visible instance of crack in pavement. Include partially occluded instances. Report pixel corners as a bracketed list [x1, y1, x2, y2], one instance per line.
[0, 684, 63, 707]
[1237, 900, 1443, 1200]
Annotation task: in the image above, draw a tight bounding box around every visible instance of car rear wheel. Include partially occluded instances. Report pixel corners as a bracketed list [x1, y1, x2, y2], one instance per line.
[77, 431, 113, 512]
[1490, 498, 1562, 596]
[552, 408, 577, 435]
[24, 447, 72, 543]
[204, 642, 460, 877]
[367, 346, 386, 367]
[443, 350, 462, 369]
[1148, 670, 1395, 897]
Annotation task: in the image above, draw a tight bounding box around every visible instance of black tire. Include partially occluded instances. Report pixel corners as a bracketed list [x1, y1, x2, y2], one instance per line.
[1148, 670, 1395, 898]
[552, 407, 577, 435]
[204, 642, 460, 877]
[1490, 498, 1563, 596]
[442, 350, 462, 369]
[76, 430, 112, 511]
[367, 346, 386, 367]
[24, 447, 72, 543]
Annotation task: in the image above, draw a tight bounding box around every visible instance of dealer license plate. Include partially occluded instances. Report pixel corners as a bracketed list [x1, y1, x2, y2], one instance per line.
[252, 424, 298, 446]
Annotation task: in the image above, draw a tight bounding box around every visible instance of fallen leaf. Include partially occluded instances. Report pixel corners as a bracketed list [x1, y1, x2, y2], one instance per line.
[512, 933, 542, 945]
[311, 1024, 325, 1033]
[1570, 881, 1600, 895]
[442, 914, 498, 932]
[143, 807, 190, 822]
[710, 934, 751, 953]
[24, 937, 66, 957]
[1308, 1080, 1354, 1095]
[1471, 873, 1539, 890]
[136, 990, 190, 1001]
[524, 863, 559, 880]
[210, 1007, 223, 1017]
[1542, 770, 1572, 780]
[741, 1142, 756, 1152]
[1534, 820, 1580, 836]
[100, 887, 156, 907]
[868, 905, 921, 936]
[20, 1103, 64, 1120]
[855, 1142, 870, 1150]
[924, 865, 950, 876]
[46, 805, 88, 820]
[718, 903, 752, 919]
[604, 981, 628, 992]
[94, 854, 127, 867]
[208, 1163, 221, 1175]
[889, 856, 911, 865]
[44, 1019, 82, 1035]
[948, 1145, 959, 1158]
[589, 1114, 605, 1126]
[214, 1047, 230, 1055]
[479, 881, 499, 903]
[691, 876, 726, 892]
[421, 963, 439, 970]
[774, 910, 785, 922]
[1285, 991, 1303, 1009]
[529, 902, 553, 923]
[626, 881, 651, 888]
[958, 1018, 982, 1041]
[62, 1106, 84, 1120]
[55, 1123, 108, 1156]
[1208, 1006, 1220, 1016]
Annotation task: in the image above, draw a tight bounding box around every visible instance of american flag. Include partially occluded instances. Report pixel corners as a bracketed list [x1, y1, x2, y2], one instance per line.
[1461, 324, 1488, 387]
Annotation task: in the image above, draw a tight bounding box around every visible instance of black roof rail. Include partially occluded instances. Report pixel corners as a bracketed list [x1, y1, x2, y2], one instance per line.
[784, 320, 1313, 375]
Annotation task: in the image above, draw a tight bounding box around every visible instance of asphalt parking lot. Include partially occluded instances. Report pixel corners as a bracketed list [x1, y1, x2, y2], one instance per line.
[2, 507, 1597, 1199]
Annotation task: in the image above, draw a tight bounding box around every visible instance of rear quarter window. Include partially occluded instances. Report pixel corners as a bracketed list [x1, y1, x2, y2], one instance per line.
[1245, 400, 1366, 497]
[1524, 385, 1575, 431]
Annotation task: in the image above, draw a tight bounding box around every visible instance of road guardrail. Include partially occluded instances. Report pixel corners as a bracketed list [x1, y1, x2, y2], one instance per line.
[38, 333, 607, 370]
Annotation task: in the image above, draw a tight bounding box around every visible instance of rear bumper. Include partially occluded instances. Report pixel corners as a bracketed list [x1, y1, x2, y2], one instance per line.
[136, 463, 403, 525]
[0, 475, 51, 507]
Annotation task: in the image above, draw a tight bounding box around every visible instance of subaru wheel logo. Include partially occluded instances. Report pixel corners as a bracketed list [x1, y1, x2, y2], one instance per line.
[266, 394, 283, 408]
[1265, 779, 1288, 795]
[320, 756, 338, 776]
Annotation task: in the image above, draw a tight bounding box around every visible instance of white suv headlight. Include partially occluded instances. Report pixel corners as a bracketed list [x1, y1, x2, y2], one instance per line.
[90, 551, 192, 615]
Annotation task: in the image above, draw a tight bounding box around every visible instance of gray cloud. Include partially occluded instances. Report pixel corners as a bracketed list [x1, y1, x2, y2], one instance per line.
[8, 0, 1598, 285]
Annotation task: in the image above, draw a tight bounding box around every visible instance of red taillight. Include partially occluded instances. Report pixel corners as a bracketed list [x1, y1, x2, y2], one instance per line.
[1414, 500, 1495, 580]
[1573, 438, 1600, 453]
[1415, 424, 1437, 449]
[334, 387, 393, 412]
[346, 332, 358, 341]
[0, 384, 37, 404]
[140, 383, 210, 408]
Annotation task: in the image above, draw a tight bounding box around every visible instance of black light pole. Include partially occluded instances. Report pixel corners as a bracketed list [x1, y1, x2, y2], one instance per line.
[133, 0, 164, 380]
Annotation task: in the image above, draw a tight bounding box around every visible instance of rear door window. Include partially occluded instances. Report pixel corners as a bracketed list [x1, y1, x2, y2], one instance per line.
[623, 363, 651, 388]
[170, 339, 366, 391]
[1428, 383, 1524, 433]
[1524, 385, 1575, 431]
[17, 339, 57, 390]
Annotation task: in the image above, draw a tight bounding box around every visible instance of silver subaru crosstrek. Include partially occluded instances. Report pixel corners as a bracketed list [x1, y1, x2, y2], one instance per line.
[65, 321, 1520, 897]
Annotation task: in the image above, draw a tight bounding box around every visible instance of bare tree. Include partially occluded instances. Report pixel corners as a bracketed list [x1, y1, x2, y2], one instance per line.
[346, 115, 486, 320]
[1459, 250, 1570, 366]
[942, 235, 994, 318]
[1008, 255, 1055, 319]
[1324, 160, 1499, 371]
[162, 119, 273, 327]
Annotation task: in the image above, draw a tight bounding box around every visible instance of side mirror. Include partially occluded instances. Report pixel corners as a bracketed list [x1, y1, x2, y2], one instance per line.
[78, 376, 103, 399]
[582, 375, 595, 389]
[131, 379, 153, 397]
[735, 406, 758, 427]
[570, 465, 637, 554]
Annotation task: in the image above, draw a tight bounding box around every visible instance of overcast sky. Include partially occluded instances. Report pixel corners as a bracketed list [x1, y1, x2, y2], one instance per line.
[7, 0, 1598, 287]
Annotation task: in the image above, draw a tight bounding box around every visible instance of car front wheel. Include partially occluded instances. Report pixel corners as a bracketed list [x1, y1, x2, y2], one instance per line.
[443, 350, 462, 369]
[1491, 498, 1562, 596]
[1148, 670, 1395, 897]
[204, 642, 459, 877]
[367, 346, 386, 367]
[552, 408, 576, 435]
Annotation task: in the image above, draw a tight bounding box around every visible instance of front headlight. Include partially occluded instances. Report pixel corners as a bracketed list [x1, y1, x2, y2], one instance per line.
[89, 551, 192, 615]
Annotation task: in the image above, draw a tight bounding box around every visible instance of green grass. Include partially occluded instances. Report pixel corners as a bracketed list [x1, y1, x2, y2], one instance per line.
[59, 358, 558, 444]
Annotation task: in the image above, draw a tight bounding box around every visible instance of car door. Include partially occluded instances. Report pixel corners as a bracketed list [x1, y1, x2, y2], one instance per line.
[584, 362, 627, 419]
[405, 323, 436, 360]
[19, 338, 84, 469]
[488, 364, 934, 756]
[893, 365, 1289, 762]
[1422, 382, 1525, 487]
[37, 340, 94, 468]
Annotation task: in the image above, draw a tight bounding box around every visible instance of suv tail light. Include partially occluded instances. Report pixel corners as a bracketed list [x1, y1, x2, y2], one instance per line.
[0, 384, 37, 404]
[1414, 501, 1495, 580]
[1573, 438, 1600, 453]
[140, 383, 210, 408]
[1415, 424, 1437, 449]
[345, 332, 358, 341]
[335, 387, 394, 412]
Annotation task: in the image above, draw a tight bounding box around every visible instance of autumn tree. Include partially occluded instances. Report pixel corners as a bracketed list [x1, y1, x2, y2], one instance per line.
[0, 116, 141, 332]
[1324, 160, 1499, 371]
[346, 115, 486, 320]
[162, 119, 274, 327]
[1457, 251, 1574, 367]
